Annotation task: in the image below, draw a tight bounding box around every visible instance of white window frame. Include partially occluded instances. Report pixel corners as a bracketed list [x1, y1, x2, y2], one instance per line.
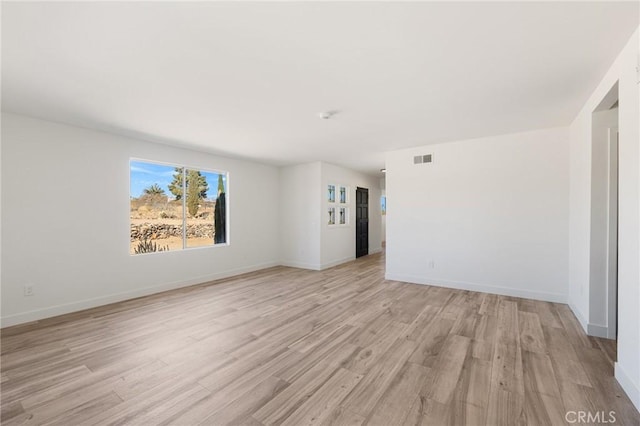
[327, 183, 350, 228]
[129, 158, 230, 255]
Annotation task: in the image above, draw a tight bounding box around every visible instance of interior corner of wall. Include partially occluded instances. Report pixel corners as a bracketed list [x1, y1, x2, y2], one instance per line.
[568, 302, 589, 333]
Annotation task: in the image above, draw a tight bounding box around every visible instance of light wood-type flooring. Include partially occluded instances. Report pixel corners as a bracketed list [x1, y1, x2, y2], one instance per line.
[2, 252, 639, 425]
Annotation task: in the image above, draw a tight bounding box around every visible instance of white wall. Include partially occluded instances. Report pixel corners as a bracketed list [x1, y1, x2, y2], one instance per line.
[279, 162, 322, 269]
[589, 107, 618, 337]
[1, 119, 382, 326]
[568, 29, 640, 410]
[279, 161, 382, 270]
[1, 113, 281, 327]
[386, 127, 570, 303]
[320, 162, 382, 269]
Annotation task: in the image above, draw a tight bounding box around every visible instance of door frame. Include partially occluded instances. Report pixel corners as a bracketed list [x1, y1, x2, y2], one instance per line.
[606, 127, 619, 339]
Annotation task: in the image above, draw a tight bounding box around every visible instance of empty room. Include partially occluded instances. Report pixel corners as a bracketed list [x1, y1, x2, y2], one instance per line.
[1, 1, 640, 425]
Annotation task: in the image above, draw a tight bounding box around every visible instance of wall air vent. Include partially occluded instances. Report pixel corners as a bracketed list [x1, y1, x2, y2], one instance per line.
[414, 154, 433, 165]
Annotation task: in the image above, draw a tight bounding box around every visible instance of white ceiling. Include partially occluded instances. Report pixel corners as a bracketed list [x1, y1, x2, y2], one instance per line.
[2, 2, 638, 175]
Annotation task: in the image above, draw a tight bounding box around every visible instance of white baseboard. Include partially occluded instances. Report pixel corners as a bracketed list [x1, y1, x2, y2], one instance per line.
[0, 261, 280, 328]
[568, 302, 589, 333]
[320, 248, 382, 270]
[280, 260, 322, 271]
[385, 273, 567, 303]
[320, 256, 355, 270]
[3, 253, 386, 327]
[567, 303, 611, 339]
[587, 323, 610, 339]
[615, 362, 640, 412]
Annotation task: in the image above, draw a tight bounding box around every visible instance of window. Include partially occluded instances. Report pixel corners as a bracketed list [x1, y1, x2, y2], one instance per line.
[328, 207, 336, 225]
[328, 185, 336, 203]
[339, 207, 347, 224]
[327, 183, 349, 227]
[339, 186, 347, 203]
[130, 160, 228, 255]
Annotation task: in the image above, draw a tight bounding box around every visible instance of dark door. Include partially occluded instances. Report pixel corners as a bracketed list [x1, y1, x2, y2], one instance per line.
[356, 187, 369, 258]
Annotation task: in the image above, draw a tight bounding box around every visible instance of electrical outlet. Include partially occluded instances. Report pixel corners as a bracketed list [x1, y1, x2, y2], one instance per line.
[24, 284, 34, 297]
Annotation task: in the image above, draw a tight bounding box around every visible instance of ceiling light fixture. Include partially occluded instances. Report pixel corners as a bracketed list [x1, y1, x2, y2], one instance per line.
[318, 110, 339, 120]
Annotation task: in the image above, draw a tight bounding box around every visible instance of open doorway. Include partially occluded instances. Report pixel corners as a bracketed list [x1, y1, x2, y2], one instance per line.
[590, 82, 619, 342]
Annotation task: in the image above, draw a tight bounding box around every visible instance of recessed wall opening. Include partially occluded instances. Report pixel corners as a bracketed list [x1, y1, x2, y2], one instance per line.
[590, 81, 619, 347]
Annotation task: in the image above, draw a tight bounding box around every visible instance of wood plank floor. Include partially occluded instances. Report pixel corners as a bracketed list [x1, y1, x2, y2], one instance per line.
[2, 252, 639, 425]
